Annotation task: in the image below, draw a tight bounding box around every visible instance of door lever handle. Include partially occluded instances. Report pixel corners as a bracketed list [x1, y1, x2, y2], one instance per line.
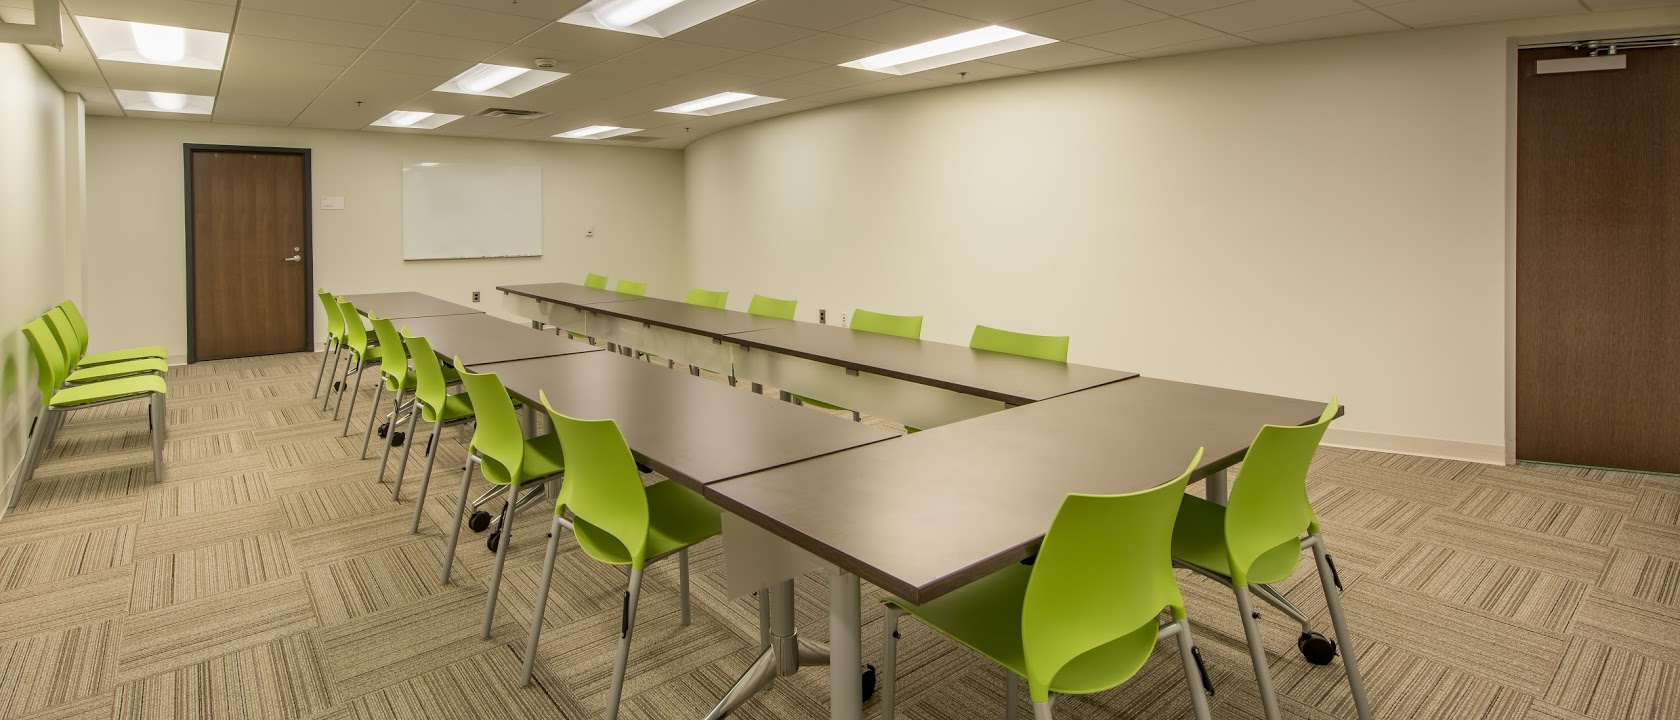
[283, 255, 303, 262]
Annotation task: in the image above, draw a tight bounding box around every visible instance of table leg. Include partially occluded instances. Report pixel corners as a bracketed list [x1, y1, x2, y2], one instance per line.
[1206, 469, 1228, 505]
[705, 577, 832, 719]
[530, 320, 543, 330]
[829, 568, 863, 720]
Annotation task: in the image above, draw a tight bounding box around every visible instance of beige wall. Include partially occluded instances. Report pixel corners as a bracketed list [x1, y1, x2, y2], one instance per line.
[83, 119, 688, 360]
[0, 43, 77, 499]
[684, 8, 1680, 462]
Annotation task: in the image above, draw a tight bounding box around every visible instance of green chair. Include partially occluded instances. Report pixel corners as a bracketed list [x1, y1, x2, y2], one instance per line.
[971, 325, 1069, 363]
[1170, 400, 1369, 720]
[333, 299, 383, 434]
[314, 290, 345, 400]
[880, 450, 1213, 720]
[392, 335, 476, 527]
[442, 363, 566, 644]
[747, 294, 797, 320]
[42, 308, 166, 384]
[365, 317, 460, 467]
[615, 279, 646, 296]
[518, 394, 721, 720]
[584, 272, 610, 290]
[792, 308, 924, 422]
[685, 287, 728, 309]
[55, 300, 167, 367]
[13, 317, 167, 508]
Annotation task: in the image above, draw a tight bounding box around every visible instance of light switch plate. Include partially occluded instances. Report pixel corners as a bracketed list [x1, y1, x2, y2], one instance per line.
[321, 196, 345, 210]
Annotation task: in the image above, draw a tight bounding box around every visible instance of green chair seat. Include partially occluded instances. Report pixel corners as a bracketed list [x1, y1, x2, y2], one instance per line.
[790, 395, 846, 412]
[421, 391, 474, 424]
[384, 364, 458, 392]
[66, 357, 167, 384]
[574, 480, 722, 566]
[1171, 495, 1302, 585]
[471, 422, 565, 487]
[79, 345, 168, 367]
[49, 374, 167, 407]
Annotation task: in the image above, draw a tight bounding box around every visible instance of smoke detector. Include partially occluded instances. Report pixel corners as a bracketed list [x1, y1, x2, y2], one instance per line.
[534, 57, 557, 70]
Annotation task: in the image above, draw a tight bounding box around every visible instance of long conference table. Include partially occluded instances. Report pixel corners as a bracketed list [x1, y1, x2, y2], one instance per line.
[352, 287, 1337, 720]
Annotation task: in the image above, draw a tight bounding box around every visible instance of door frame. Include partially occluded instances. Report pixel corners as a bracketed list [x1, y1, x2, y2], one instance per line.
[182, 144, 314, 363]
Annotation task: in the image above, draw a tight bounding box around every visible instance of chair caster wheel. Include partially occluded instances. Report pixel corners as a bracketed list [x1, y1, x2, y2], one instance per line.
[377, 422, 389, 438]
[487, 532, 500, 553]
[1298, 632, 1337, 665]
[862, 664, 876, 701]
[468, 511, 492, 532]
[391, 431, 405, 447]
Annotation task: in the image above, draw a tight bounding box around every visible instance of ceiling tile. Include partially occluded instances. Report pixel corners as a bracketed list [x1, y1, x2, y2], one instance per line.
[1008, 1, 1168, 40]
[1125, 31, 1255, 56]
[589, 39, 745, 77]
[654, 70, 770, 96]
[762, 32, 894, 64]
[742, 77, 839, 99]
[912, 0, 1089, 24]
[395, 2, 549, 43]
[708, 52, 828, 79]
[669, 14, 815, 52]
[1047, 53, 1133, 69]
[399, 91, 508, 114]
[1581, 0, 1680, 8]
[1368, 0, 1585, 28]
[802, 84, 890, 105]
[427, 0, 589, 21]
[64, 0, 234, 32]
[516, 22, 657, 66]
[1239, 8, 1404, 42]
[906, 59, 1031, 83]
[500, 74, 633, 109]
[983, 40, 1116, 69]
[98, 62, 221, 94]
[240, 0, 415, 27]
[65, 85, 117, 102]
[731, 0, 907, 31]
[213, 61, 343, 125]
[354, 50, 476, 79]
[425, 113, 529, 136]
[372, 28, 507, 61]
[235, 9, 386, 48]
[784, 65, 885, 89]
[1074, 17, 1224, 52]
[1129, 0, 1251, 13]
[829, 6, 986, 46]
[230, 34, 365, 67]
[1184, 0, 1366, 33]
[292, 67, 443, 129]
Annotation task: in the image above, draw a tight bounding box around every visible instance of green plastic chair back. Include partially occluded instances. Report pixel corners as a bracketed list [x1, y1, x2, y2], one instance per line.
[369, 316, 409, 387]
[686, 288, 728, 309]
[55, 301, 91, 357]
[1020, 448, 1201, 702]
[42, 309, 86, 364]
[541, 392, 652, 568]
[851, 309, 922, 339]
[971, 325, 1069, 363]
[405, 335, 450, 413]
[318, 290, 344, 340]
[1223, 400, 1339, 585]
[584, 273, 609, 290]
[615, 280, 646, 296]
[456, 361, 526, 484]
[21, 318, 70, 398]
[337, 300, 373, 358]
[747, 294, 797, 320]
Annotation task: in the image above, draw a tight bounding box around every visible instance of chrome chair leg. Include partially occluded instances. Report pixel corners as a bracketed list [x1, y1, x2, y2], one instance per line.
[1234, 585, 1281, 720]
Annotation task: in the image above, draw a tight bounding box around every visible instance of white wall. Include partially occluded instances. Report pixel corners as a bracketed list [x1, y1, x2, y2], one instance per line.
[684, 8, 1680, 462]
[0, 43, 77, 501]
[83, 119, 688, 360]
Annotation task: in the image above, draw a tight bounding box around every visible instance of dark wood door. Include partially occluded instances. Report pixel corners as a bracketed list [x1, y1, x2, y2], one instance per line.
[1516, 47, 1680, 474]
[189, 149, 310, 361]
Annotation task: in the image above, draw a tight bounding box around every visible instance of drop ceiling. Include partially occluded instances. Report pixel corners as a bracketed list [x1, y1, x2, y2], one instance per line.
[1, 0, 1673, 149]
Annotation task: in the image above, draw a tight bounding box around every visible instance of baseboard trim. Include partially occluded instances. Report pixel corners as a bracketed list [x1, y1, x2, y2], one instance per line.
[168, 354, 187, 366]
[1323, 428, 1506, 466]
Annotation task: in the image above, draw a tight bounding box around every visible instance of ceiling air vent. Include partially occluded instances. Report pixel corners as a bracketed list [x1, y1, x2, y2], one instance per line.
[474, 107, 549, 119]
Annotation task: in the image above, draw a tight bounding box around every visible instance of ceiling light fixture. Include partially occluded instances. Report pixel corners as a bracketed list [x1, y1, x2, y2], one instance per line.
[131, 22, 186, 63]
[555, 125, 642, 140]
[434, 63, 566, 97]
[594, 0, 684, 29]
[842, 25, 1055, 75]
[149, 92, 187, 111]
[558, 0, 757, 39]
[112, 89, 215, 115]
[78, 17, 229, 70]
[371, 110, 463, 129]
[389, 111, 431, 127]
[459, 64, 530, 93]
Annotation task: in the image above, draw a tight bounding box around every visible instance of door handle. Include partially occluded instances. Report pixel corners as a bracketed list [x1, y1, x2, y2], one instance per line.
[283, 255, 302, 262]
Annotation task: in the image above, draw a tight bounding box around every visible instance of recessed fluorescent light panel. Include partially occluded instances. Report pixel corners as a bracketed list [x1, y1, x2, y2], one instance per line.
[554, 125, 642, 140]
[558, 0, 757, 38]
[113, 89, 215, 115]
[656, 91, 782, 116]
[77, 17, 229, 70]
[370, 111, 463, 130]
[434, 63, 567, 97]
[842, 26, 1055, 75]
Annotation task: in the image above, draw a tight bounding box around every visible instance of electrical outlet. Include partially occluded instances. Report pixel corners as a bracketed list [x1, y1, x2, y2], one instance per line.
[838, 312, 848, 327]
[818, 309, 827, 324]
[472, 291, 481, 303]
[585, 226, 595, 238]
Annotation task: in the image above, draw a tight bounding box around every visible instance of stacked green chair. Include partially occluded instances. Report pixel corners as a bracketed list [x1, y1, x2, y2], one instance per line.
[678, 288, 730, 375]
[1170, 400, 1370, 720]
[880, 450, 1213, 720]
[314, 290, 345, 400]
[584, 272, 610, 290]
[42, 308, 167, 384]
[55, 300, 167, 368]
[13, 317, 167, 508]
[792, 308, 923, 422]
[971, 325, 1070, 363]
[365, 317, 460, 471]
[333, 299, 383, 434]
[441, 363, 566, 645]
[518, 394, 721, 720]
[391, 335, 476, 525]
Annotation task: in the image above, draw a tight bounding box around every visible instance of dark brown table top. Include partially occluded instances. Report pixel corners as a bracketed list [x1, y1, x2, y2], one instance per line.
[471, 352, 898, 488]
[705, 378, 1338, 604]
[581, 298, 796, 337]
[342, 292, 483, 320]
[730, 323, 1135, 405]
[395, 314, 601, 367]
[498, 283, 647, 307]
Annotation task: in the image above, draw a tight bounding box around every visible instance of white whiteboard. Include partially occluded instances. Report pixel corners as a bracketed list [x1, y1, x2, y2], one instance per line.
[402, 162, 542, 260]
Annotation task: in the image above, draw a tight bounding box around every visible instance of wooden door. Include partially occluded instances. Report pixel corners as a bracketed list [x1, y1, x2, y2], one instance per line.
[188, 148, 311, 361]
[1516, 47, 1680, 474]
